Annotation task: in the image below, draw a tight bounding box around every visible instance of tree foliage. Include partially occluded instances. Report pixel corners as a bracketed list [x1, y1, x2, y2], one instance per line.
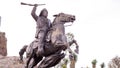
[100, 62, 105, 68]
[92, 59, 97, 65]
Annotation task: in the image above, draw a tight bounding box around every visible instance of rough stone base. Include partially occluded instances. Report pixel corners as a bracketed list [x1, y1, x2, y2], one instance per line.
[0, 32, 7, 56]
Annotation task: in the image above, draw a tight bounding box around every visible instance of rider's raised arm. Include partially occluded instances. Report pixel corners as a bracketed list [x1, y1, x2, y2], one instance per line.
[31, 4, 38, 21]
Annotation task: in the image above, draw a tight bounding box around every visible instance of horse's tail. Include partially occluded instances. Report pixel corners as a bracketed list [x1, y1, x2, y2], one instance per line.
[19, 45, 28, 62]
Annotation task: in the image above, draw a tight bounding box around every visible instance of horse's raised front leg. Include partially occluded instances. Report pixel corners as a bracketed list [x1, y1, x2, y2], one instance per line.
[73, 39, 79, 54]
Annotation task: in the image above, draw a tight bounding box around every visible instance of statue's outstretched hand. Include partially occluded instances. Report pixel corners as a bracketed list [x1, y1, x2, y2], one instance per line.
[21, 2, 45, 6]
[34, 4, 38, 7]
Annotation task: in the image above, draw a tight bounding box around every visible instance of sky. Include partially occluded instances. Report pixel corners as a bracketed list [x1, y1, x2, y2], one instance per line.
[0, 0, 120, 68]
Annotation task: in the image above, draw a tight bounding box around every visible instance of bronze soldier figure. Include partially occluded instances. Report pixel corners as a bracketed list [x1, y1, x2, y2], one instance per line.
[31, 4, 51, 56]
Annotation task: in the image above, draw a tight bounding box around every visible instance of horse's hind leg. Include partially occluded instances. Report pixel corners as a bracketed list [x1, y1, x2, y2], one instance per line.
[29, 55, 43, 68]
[19, 45, 28, 63]
[25, 51, 34, 68]
[19, 54, 23, 63]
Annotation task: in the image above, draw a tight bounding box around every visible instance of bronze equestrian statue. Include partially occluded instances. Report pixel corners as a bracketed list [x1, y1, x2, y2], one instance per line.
[20, 13, 75, 68]
[20, 2, 76, 68]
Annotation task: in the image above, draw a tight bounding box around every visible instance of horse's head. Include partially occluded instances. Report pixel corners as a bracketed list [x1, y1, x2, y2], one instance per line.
[53, 13, 75, 24]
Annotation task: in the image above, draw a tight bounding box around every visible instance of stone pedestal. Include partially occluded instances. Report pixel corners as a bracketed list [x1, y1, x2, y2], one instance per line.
[0, 32, 7, 56]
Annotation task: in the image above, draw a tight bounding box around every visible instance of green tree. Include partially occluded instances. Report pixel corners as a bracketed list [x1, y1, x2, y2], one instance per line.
[69, 52, 78, 68]
[61, 58, 68, 68]
[91, 59, 97, 68]
[66, 33, 78, 68]
[100, 62, 105, 68]
[66, 32, 74, 42]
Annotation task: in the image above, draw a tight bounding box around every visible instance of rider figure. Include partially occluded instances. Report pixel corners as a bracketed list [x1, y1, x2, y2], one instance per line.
[31, 4, 51, 56]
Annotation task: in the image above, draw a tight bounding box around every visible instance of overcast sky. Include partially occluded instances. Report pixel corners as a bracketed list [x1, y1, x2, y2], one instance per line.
[0, 0, 120, 68]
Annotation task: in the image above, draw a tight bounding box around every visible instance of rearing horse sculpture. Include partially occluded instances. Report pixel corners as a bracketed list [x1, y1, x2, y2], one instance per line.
[19, 13, 76, 68]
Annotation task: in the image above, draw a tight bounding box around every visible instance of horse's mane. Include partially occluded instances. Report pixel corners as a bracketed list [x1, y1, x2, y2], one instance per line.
[52, 17, 57, 25]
